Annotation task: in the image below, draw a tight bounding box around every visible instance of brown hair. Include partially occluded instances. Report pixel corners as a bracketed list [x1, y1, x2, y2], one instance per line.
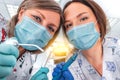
[63, 0, 107, 41]
[7, 0, 63, 49]
[8, 0, 63, 37]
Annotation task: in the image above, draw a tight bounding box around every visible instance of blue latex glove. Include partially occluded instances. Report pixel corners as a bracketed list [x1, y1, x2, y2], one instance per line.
[52, 62, 74, 80]
[0, 77, 6, 80]
[0, 44, 19, 79]
[30, 67, 49, 80]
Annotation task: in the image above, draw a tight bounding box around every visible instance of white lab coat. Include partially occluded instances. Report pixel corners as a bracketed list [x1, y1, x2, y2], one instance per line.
[69, 36, 120, 80]
[5, 47, 54, 80]
[6, 51, 37, 80]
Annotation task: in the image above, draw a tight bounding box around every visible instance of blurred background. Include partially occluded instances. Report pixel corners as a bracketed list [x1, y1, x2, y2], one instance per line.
[0, 0, 120, 19]
[0, 0, 120, 39]
[0, 0, 120, 79]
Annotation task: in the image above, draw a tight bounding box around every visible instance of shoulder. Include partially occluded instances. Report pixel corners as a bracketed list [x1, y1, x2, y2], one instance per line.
[103, 35, 120, 59]
[103, 35, 120, 47]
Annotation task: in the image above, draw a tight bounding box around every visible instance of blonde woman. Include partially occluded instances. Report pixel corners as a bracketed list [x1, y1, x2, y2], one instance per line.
[0, 0, 62, 80]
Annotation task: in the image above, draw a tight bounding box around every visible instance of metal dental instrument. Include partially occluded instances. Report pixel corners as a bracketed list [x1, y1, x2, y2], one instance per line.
[4, 37, 51, 79]
[29, 47, 51, 80]
[4, 37, 44, 52]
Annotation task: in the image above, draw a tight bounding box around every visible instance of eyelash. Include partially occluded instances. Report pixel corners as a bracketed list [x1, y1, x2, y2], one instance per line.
[80, 17, 88, 22]
[47, 25, 55, 32]
[32, 15, 42, 23]
[32, 15, 56, 33]
[65, 23, 72, 29]
[65, 17, 88, 28]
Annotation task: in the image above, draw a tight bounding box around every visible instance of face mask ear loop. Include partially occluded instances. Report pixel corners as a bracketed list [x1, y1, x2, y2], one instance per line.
[94, 20, 98, 26]
[94, 20, 99, 31]
[94, 20, 101, 38]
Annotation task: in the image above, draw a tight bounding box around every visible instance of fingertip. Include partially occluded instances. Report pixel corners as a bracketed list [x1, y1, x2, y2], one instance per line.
[40, 67, 49, 73]
[10, 45, 19, 58]
[61, 62, 65, 65]
[57, 62, 65, 69]
[54, 67, 61, 73]
[0, 66, 13, 78]
[63, 71, 74, 80]
[52, 71, 57, 77]
[0, 54, 17, 67]
[0, 44, 19, 58]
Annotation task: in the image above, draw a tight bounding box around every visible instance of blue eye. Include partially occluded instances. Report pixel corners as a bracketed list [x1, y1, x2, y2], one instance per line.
[48, 26, 55, 32]
[32, 15, 42, 23]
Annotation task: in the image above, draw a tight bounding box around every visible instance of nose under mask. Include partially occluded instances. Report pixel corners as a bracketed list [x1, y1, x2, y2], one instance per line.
[67, 22, 100, 50]
[14, 16, 52, 51]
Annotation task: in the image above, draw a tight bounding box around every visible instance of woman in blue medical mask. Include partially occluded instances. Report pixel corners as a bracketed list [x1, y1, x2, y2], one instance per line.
[53, 0, 120, 80]
[0, 0, 62, 80]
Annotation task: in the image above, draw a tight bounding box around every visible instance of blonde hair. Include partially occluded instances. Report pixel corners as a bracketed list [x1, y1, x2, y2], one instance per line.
[8, 0, 62, 37]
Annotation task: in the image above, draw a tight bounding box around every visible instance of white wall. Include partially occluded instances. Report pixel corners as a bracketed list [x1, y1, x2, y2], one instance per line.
[0, 0, 22, 20]
[60, 0, 120, 18]
[94, 0, 120, 18]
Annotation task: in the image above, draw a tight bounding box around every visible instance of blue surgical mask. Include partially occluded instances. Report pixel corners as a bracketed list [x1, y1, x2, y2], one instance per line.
[67, 22, 100, 50]
[14, 16, 52, 50]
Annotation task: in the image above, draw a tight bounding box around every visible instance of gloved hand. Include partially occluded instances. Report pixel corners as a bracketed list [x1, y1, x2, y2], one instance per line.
[0, 77, 6, 80]
[0, 44, 19, 79]
[30, 67, 49, 80]
[52, 62, 74, 80]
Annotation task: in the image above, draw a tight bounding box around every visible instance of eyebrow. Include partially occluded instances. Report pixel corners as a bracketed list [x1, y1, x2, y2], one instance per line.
[36, 10, 46, 19]
[35, 10, 58, 28]
[49, 23, 57, 28]
[76, 12, 87, 18]
[64, 12, 87, 23]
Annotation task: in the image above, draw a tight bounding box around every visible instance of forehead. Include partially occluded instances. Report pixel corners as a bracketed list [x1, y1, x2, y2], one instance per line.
[64, 2, 93, 19]
[41, 9, 60, 20]
[26, 8, 60, 18]
[25, 9, 60, 26]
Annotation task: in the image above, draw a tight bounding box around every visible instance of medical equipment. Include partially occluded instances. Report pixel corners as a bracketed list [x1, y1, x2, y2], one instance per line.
[29, 48, 51, 80]
[4, 37, 51, 80]
[4, 37, 44, 52]
[52, 51, 78, 80]
[15, 16, 52, 50]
